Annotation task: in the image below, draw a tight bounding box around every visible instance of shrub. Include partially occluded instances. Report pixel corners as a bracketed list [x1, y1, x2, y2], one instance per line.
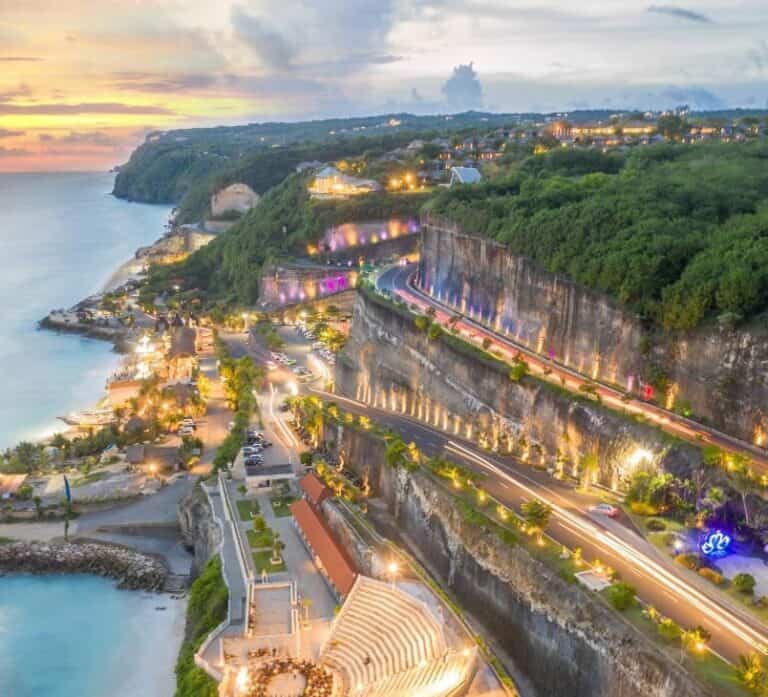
[646, 518, 667, 531]
[427, 322, 443, 341]
[414, 315, 429, 332]
[657, 617, 682, 642]
[733, 573, 756, 595]
[606, 582, 637, 611]
[674, 553, 701, 571]
[629, 501, 659, 516]
[698, 567, 725, 585]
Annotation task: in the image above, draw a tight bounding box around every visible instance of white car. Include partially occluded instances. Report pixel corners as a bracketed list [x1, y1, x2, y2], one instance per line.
[589, 503, 619, 518]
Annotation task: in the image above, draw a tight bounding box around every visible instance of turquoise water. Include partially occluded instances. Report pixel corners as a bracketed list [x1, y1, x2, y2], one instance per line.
[0, 574, 182, 697]
[0, 173, 171, 448]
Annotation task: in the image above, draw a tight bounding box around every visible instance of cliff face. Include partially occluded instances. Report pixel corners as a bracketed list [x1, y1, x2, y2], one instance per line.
[419, 220, 768, 444]
[338, 292, 700, 489]
[178, 485, 220, 579]
[329, 424, 710, 697]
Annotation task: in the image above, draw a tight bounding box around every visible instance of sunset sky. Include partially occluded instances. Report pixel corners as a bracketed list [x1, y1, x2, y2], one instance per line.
[2, 1, 768, 171]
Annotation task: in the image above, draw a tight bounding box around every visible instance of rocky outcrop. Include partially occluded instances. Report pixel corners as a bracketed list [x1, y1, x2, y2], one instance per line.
[178, 485, 221, 579]
[328, 424, 712, 697]
[0, 541, 167, 591]
[419, 218, 768, 444]
[338, 291, 701, 489]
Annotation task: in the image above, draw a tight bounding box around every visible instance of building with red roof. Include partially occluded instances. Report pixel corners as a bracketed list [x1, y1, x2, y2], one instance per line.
[290, 498, 357, 599]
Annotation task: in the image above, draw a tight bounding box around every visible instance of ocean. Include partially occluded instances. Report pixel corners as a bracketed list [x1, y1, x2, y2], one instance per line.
[0, 574, 185, 697]
[0, 172, 171, 449]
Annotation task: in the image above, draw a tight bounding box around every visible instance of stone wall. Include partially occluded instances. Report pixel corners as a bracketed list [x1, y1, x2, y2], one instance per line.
[259, 265, 359, 309]
[419, 219, 768, 444]
[0, 540, 167, 590]
[337, 291, 700, 489]
[327, 424, 712, 697]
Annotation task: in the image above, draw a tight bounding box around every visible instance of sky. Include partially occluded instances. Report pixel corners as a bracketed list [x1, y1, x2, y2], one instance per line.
[2, 0, 768, 171]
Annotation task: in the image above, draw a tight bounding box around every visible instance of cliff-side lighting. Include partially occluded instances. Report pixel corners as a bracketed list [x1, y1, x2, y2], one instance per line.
[627, 447, 653, 469]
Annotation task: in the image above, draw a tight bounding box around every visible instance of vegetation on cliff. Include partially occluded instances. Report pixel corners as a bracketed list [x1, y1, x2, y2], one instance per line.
[113, 111, 514, 219]
[175, 555, 228, 697]
[149, 174, 426, 307]
[425, 142, 768, 330]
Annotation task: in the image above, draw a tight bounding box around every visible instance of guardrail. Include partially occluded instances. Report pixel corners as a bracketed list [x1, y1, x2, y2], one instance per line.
[194, 482, 232, 681]
[218, 470, 254, 586]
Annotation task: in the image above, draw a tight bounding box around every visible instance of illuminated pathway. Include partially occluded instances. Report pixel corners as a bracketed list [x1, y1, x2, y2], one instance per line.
[378, 264, 768, 477]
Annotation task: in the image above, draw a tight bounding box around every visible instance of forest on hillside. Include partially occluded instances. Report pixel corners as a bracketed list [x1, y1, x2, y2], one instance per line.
[425, 142, 768, 330]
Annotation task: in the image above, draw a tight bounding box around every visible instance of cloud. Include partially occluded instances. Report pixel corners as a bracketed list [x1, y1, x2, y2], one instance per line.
[110, 72, 217, 93]
[647, 5, 711, 23]
[0, 129, 25, 138]
[747, 41, 768, 73]
[0, 102, 174, 115]
[0, 56, 43, 62]
[658, 86, 725, 109]
[441, 62, 483, 111]
[38, 130, 119, 147]
[231, 5, 296, 70]
[0, 146, 32, 157]
[0, 83, 33, 102]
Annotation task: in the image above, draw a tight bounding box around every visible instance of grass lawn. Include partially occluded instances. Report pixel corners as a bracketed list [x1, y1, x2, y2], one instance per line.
[236, 498, 261, 521]
[270, 495, 297, 518]
[0, 537, 13, 544]
[72, 470, 110, 487]
[246, 528, 274, 549]
[253, 550, 286, 573]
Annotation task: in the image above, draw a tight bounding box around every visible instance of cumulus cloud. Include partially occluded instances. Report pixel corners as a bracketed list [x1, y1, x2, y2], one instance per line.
[647, 5, 711, 23]
[231, 5, 296, 70]
[441, 63, 483, 111]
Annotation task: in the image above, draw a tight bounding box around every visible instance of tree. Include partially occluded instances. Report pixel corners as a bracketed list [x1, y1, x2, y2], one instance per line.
[733, 573, 756, 595]
[730, 461, 757, 527]
[606, 582, 636, 611]
[681, 626, 711, 660]
[521, 499, 553, 543]
[384, 437, 409, 469]
[427, 322, 443, 341]
[578, 453, 599, 492]
[33, 496, 43, 519]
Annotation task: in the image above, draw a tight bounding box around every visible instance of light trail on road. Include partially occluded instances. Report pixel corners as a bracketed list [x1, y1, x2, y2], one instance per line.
[446, 440, 768, 657]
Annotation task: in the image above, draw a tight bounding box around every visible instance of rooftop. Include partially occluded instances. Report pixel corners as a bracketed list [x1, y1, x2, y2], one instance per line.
[299, 472, 332, 507]
[290, 498, 357, 597]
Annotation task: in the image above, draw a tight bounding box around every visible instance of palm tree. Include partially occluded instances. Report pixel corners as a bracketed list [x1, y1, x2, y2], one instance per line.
[521, 499, 553, 544]
[730, 462, 757, 527]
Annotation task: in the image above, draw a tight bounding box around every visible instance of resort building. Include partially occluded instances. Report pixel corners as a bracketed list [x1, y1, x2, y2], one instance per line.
[308, 167, 381, 199]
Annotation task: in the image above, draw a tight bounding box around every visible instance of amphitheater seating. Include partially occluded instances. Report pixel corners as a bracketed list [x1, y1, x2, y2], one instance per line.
[319, 576, 471, 696]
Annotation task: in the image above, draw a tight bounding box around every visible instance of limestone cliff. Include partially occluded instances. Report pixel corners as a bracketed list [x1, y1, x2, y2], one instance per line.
[419, 219, 768, 444]
[178, 485, 220, 579]
[338, 290, 701, 489]
[328, 424, 712, 697]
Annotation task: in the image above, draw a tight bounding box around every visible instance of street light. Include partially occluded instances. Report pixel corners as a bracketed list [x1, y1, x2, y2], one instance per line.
[148, 462, 158, 478]
[387, 561, 399, 587]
